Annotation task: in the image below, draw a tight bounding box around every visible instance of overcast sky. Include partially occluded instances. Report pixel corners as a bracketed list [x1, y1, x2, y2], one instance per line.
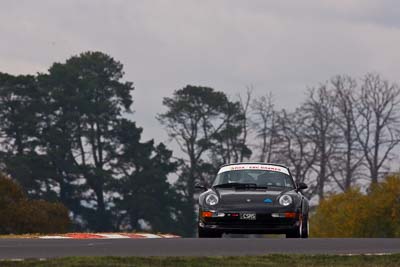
[1, 0, 400, 146]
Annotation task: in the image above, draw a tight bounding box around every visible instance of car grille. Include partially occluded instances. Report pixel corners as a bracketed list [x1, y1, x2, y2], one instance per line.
[204, 213, 295, 226]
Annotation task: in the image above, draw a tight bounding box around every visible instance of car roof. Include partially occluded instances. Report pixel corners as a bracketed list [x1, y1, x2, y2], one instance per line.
[220, 162, 289, 170]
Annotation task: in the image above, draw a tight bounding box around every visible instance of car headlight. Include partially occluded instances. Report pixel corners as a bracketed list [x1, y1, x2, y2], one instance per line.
[205, 194, 219, 206]
[279, 195, 292, 206]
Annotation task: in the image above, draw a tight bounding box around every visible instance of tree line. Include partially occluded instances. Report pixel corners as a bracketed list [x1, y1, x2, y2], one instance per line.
[251, 74, 400, 198]
[0, 52, 182, 234]
[1, 51, 399, 236]
[158, 73, 400, 228]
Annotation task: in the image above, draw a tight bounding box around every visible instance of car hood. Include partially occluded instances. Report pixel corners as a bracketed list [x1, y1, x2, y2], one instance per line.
[213, 188, 294, 211]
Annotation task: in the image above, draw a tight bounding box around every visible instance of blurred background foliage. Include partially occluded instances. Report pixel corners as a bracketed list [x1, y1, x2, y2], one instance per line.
[0, 173, 70, 234]
[311, 174, 400, 237]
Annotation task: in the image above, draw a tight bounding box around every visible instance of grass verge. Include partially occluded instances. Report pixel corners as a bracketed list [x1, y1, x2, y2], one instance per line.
[1, 254, 400, 267]
[0, 234, 40, 239]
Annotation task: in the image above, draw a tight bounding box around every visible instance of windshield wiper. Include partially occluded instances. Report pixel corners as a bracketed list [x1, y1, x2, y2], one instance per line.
[213, 183, 268, 189]
[265, 185, 293, 189]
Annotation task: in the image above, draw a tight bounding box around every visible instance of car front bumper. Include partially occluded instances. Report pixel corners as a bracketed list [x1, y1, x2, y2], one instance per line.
[198, 211, 300, 234]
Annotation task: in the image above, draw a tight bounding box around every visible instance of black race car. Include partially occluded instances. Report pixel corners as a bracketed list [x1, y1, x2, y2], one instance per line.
[196, 163, 309, 238]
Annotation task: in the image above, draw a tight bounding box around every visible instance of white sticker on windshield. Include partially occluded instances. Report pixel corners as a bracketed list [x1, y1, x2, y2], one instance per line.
[218, 164, 289, 175]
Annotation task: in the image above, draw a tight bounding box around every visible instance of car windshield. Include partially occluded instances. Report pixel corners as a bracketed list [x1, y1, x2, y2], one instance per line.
[212, 169, 295, 189]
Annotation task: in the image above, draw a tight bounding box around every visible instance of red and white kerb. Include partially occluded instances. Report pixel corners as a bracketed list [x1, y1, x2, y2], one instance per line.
[218, 164, 289, 175]
[39, 233, 180, 239]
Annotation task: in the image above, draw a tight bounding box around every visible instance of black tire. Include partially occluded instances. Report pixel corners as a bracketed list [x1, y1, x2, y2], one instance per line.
[301, 216, 309, 239]
[198, 227, 222, 238]
[286, 214, 309, 238]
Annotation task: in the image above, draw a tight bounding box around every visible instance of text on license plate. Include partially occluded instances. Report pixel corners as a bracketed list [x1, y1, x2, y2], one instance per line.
[240, 213, 256, 220]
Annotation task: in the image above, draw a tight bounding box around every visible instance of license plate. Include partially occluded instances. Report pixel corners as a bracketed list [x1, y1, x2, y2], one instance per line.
[240, 213, 256, 220]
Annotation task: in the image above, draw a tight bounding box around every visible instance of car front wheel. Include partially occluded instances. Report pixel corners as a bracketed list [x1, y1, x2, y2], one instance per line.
[286, 215, 309, 238]
[301, 216, 309, 238]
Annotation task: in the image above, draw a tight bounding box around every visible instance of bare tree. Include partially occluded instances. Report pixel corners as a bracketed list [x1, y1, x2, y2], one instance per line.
[329, 75, 364, 191]
[275, 110, 317, 189]
[353, 73, 400, 184]
[302, 84, 339, 200]
[251, 93, 277, 162]
[237, 87, 253, 162]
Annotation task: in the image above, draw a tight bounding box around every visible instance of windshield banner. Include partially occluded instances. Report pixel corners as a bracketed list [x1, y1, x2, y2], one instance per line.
[218, 164, 289, 175]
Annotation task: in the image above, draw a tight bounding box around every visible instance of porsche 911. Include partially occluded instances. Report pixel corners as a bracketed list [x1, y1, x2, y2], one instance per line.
[196, 163, 309, 238]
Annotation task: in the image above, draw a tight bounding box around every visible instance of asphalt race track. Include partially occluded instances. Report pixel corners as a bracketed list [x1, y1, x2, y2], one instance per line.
[1, 238, 400, 259]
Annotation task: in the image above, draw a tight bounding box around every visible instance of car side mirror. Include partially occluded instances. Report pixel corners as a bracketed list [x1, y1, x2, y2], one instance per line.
[195, 184, 208, 192]
[297, 182, 308, 190]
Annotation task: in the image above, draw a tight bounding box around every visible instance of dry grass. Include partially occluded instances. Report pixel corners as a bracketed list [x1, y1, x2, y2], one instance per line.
[0, 234, 40, 238]
[1, 254, 400, 267]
